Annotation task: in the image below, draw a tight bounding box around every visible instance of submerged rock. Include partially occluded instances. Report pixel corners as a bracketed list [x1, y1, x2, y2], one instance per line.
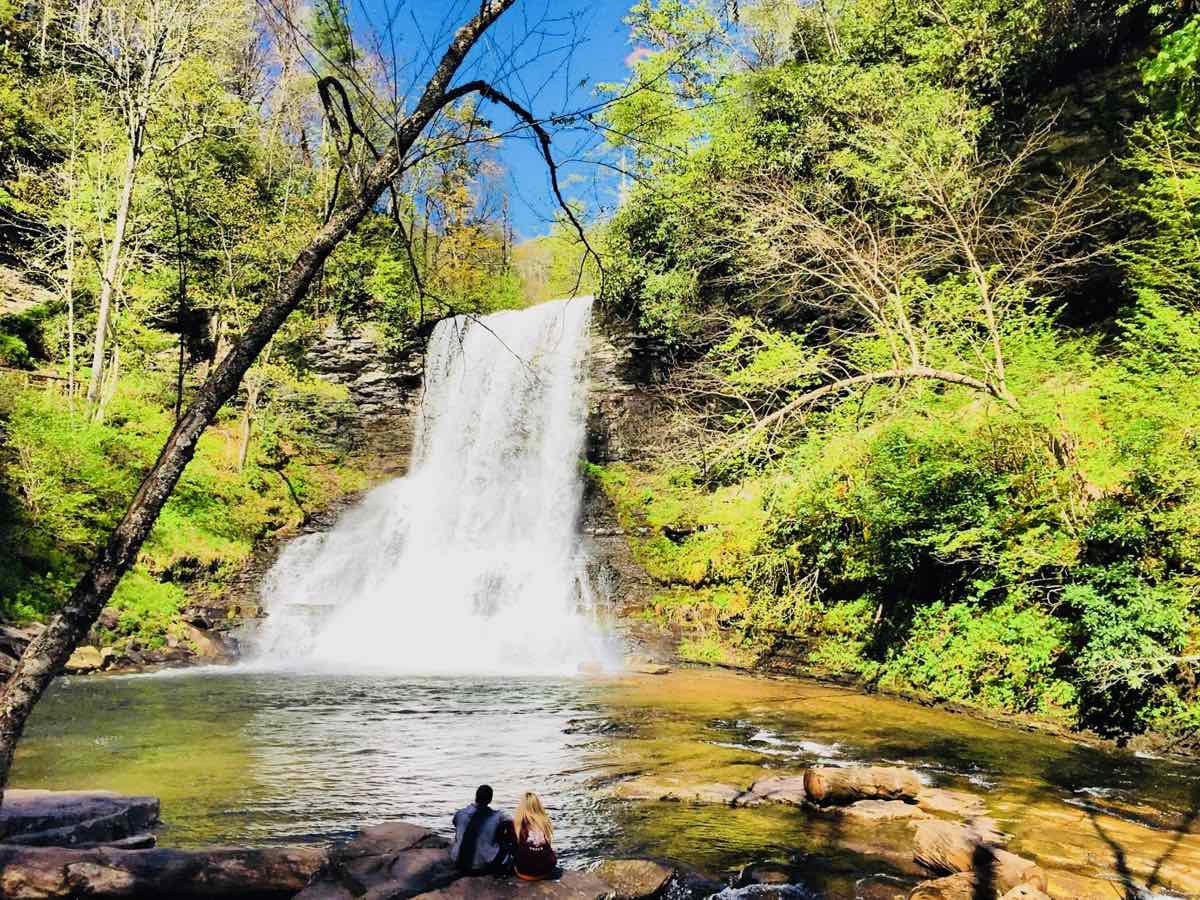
[914, 789, 986, 819]
[837, 799, 931, 823]
[611, 778, 743, 805]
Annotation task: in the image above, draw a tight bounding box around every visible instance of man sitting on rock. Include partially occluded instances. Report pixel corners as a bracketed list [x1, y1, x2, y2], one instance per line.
[450, 784, 515, 875]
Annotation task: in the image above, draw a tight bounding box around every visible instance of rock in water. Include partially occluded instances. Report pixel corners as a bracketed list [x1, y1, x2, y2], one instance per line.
[0, 790, 159, 846]
[838, 799, 931, 823]
[593, 859, 675, 900]
[63, 646, 103, 673]
[611, 779, 744, 804]
[418, 871, 615, 900]
[912, 820, 1046, 894]
[914, 789, 986, 819]
[803, 766, 922, 805]
[907, 873, 977, 900]
[745, 776, 807, 806]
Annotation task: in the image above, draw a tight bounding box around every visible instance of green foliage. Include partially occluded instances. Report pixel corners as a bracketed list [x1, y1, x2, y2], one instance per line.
[595, 307, 1200, 739]
[1141, 14, 1200, 124]
[0, 372, 368, 644]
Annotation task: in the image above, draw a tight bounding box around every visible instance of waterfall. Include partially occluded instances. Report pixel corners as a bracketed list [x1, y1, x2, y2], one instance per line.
[252, 297, 619, 675]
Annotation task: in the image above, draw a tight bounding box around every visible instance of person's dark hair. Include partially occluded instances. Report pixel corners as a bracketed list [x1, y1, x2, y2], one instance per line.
[475, 784, 493, 807]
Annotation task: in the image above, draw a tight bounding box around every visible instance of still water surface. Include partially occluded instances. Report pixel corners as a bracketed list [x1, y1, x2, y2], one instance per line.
[11, 668, 1200, 897]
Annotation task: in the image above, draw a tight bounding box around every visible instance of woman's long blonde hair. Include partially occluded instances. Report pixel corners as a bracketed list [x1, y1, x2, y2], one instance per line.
[514, 791, 554, 842]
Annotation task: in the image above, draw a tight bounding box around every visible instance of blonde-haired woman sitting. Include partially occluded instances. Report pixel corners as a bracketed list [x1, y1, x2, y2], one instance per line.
[513, 791, 558, 881]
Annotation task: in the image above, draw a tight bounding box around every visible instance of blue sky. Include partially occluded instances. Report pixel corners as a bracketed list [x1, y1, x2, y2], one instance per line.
[350, 0, 639, 239]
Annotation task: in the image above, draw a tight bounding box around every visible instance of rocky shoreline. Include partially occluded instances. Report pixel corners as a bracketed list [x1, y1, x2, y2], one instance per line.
[0, 762, 1071, 900]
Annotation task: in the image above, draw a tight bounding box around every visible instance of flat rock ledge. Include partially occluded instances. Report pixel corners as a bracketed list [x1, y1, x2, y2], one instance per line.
[298, 822, 672, 900]
[0, 790, 160, 847]
[0, 844, 325, 899]
[0, 818, 678, 900]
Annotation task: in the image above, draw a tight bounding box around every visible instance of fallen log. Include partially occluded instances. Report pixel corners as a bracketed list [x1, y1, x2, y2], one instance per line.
[0, 844, 326, 899]
[913, 820, 1046, 895]
[803, 766, 922, 805]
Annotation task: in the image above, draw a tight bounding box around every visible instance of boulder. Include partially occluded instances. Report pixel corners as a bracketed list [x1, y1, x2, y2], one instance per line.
[0, 790, 159, 846]
[0, 845, 325, 899]
[182, 624, 226, 659]
[735, 863, 810, 887]
[914, 789, 986, 819]
[838, 799, 931, 823]
[912, 821, 1046, 895]
[417, 870, 615, 900]
[63, 646, 103, 674]
[803, 766, 922, 806]
[745, 776, 806, 806]
[593, 859, 674, 900]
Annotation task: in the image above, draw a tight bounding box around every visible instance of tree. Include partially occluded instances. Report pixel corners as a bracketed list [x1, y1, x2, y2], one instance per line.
[719, 114, 1104, 443]
[71, 0, 218, 405]
[0, 0, 595, 803]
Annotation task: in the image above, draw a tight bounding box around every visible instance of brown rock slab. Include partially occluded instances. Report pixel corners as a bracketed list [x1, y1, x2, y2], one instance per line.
[593, 859, 674, 899]
[804, 766, 922, 806]
[913, 820, 1046, 895]
[746, 776, 807, 805]
[415, 870, 614, 900]
[0, 789, 160, 846]
[611, 779, 742, 805]
[915, 789, 986, 819]
[63, 646, 103, 673]
[839, 799, 931, 823]
[0, 844, 325, 899]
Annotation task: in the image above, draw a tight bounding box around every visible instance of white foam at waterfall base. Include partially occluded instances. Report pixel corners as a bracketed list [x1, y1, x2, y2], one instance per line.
[250, 297, 620, 676]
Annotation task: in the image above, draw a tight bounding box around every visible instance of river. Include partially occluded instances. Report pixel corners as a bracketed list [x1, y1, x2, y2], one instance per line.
[10, 666, 1200, 898]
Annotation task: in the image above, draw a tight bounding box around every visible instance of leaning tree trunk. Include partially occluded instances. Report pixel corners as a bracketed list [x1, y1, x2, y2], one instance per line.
[0, 0, 516, 806]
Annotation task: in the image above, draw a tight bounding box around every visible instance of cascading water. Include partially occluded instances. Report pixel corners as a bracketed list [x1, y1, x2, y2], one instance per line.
[252, 297, 618, 675]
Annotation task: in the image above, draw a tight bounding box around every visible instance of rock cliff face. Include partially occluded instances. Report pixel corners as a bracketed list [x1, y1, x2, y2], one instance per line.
[304, 322, 425, 476]
[579, 329, 669, 622]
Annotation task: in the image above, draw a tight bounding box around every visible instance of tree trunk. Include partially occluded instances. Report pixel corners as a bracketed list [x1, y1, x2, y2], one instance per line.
[65, 224, 76, 404]
[86, 140, 140, 405]
[0, 0, 515, 807]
